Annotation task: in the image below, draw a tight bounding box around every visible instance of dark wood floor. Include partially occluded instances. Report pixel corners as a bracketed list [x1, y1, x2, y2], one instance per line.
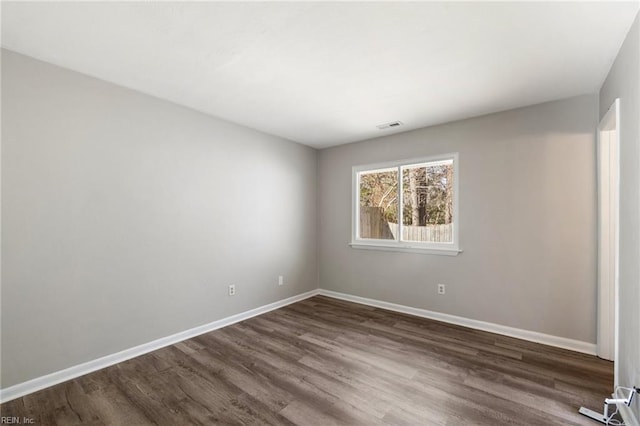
[1, 296, 613, 425]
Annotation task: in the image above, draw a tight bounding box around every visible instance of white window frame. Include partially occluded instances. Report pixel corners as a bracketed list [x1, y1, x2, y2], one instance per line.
[350, 153, 461, 256]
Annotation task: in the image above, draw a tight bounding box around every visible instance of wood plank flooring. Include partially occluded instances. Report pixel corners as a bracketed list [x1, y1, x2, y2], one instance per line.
[1, 296, 613, 425]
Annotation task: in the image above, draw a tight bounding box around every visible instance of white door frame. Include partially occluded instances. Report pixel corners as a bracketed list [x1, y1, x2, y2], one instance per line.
[596, 99, 620, 385]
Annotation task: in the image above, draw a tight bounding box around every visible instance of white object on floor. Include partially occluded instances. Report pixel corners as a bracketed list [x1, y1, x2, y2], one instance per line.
[579, 386, 638, 425]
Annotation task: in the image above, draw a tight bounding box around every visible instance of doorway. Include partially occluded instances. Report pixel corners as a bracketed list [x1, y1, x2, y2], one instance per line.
[596, 99, 619, 385]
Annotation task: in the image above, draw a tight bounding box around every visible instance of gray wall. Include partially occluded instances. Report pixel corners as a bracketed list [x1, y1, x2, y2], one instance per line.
[1, 50, 318, 388]
[318, 95, 598, 344]
[599, 12, 640, 417]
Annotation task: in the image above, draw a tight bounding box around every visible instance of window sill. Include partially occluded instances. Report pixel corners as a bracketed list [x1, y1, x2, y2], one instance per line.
[349, 242, 462, 256]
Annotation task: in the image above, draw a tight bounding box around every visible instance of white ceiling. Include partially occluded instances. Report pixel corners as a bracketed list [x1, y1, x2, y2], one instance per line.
[2, 2, 638, 148]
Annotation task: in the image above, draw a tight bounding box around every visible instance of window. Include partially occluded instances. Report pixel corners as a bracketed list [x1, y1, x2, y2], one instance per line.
[351, 153, 460, 255]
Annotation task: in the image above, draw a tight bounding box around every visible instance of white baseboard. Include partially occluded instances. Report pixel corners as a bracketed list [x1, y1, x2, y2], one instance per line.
[318, 289, 597, 356]
[0, 289, 320, 404]
[619, 405, 639, 426]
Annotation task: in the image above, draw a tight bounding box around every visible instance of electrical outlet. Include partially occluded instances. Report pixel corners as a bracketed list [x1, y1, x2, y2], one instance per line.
[437, 284, 446, 295]
[228, 284, 236, 296]
[278, 275, 284, 286]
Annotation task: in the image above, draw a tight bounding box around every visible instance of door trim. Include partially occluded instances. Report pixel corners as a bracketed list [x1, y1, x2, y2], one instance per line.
[596, 99, 620, 385]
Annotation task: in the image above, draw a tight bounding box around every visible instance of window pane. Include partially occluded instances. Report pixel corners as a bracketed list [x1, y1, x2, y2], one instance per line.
[401, 160, 453, 243]
[359, 169, 398, 240]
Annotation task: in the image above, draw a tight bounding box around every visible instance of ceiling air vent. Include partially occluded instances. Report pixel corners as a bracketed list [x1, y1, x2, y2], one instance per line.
[377, 121, 403, 130]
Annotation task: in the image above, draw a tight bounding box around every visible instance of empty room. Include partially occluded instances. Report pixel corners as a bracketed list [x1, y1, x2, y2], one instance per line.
[1, 1, 639, 425]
